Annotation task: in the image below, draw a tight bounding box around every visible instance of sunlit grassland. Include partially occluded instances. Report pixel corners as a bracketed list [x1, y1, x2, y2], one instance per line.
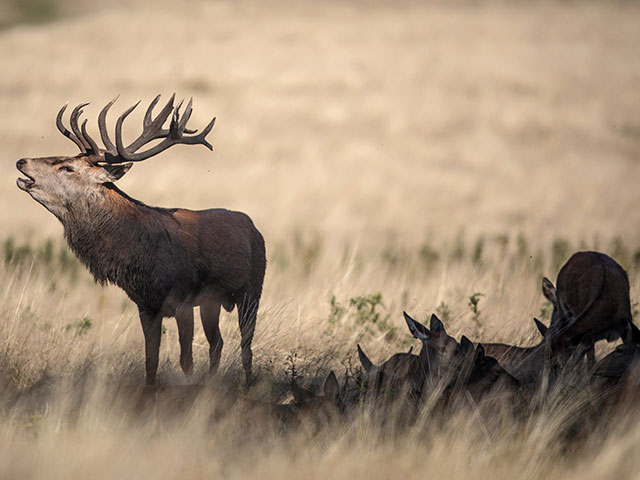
[1, 0, 640, 478]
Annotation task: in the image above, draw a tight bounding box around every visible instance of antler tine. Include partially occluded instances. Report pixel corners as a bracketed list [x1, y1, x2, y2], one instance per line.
[126, 93, 176, 152]
[114, 100, 142, 160]
[70, 103, 92, 151]
[81, 119, 101, 156]
[143, 94, 161, 128]
[192, 116, 216, 150]
[99, 96, 119, 154]
[115, 96, 216, 162]
[178, 97, 193, 133]
[56, 103, 87, 153]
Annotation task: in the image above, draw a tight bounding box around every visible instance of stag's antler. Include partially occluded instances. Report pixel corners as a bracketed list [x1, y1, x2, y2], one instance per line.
[57, 103, 93, 154]
[56, 94, 216, 164]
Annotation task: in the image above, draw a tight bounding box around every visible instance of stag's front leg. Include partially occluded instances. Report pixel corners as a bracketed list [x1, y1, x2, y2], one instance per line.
[139, 309, 163, 386]
[176, 305, 194, 378]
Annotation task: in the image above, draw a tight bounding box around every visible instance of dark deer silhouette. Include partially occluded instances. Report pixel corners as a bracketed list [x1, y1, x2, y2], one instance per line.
[542, 251, 635, 367]
[403, 312, 468, 390]
[403, 312, 519, 404]
[479, 319, 548, 387]
[16, 95, 266, 385]
[356, 344, 424, 398]
[457, 337, 521, 402]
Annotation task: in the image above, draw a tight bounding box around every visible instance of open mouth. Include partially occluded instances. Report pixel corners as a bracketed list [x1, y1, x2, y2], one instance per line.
[16, 168, 35, 191]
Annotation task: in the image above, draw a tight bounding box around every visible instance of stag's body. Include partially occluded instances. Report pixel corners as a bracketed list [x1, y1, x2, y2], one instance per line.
[17, 95, 265, 385]
[65, 186, 263, 316]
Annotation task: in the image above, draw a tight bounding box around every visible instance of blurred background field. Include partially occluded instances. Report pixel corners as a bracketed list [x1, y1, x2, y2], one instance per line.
[1, 0, 640, 478]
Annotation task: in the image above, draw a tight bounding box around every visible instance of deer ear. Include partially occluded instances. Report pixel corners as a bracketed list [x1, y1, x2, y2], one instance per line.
[357, 344, 375, 373]
[430, 314, 446, 334]
[460, 335, 473, 354]
[323, 371, 340, 400]
[534, 318, 548, 337]
[101, 163, 132, 182]
[403, 312, 429, 340]
[474, 344, 485, 362]
[542, 277, 557, 304]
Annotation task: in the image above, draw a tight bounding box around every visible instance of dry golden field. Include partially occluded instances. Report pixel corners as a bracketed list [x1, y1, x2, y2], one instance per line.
[2, 0, 640, 478]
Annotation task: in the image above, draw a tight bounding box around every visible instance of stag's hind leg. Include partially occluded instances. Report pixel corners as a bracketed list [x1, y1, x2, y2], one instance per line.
[175, 305, 194, 378]
[200, 298, 223, 376]
[237, 290, 259, 386]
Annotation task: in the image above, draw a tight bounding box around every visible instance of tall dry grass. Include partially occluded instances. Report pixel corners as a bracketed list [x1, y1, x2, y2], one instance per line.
[1, 0, 640, 478]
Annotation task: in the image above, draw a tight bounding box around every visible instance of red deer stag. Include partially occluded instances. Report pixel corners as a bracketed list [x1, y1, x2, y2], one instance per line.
[16, 95, 266, 386]
[542, 251, 635, 367]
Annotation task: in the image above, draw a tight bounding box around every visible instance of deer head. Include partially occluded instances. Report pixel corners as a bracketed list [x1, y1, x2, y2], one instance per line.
[403, 311, 465, 385]
[16, 95, 215, 220]
[290, 371, 343, 413]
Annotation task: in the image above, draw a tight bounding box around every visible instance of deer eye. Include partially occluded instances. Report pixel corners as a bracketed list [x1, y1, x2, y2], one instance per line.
[59, 166, 74, 173]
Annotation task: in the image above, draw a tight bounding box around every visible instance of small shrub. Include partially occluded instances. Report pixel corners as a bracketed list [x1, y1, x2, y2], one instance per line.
[327, 292, 396, 340]
[285, 349, 299, 382]
[328, 295, 346, 325]
[65, 316, 93, 336]
[467, 292, 484, 328]
[472, 236, 485, 267]
[539, 301, 554, 321]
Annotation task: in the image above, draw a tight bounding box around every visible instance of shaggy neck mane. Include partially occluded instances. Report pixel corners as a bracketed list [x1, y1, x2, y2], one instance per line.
[61, 183, 173, 287]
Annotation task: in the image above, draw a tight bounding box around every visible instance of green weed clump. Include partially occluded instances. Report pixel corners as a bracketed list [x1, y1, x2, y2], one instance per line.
[328, 292, 396, 341]
[3, 236, 82, 282]
[65, 316, 93, 336]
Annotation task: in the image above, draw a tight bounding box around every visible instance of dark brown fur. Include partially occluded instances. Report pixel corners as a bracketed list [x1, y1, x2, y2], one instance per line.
[542, 251, 634, 368]
[16, 99, 266, 386]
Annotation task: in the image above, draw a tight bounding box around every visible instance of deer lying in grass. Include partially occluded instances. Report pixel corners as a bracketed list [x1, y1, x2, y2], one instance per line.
[479, 318, 548, 387]
[457, 337, 521, 402]
[356, 344, 424, 398]
[592, 343, 640, 384]
[403, 312, 467, 390]
[403, 312, 520, 403]
[16, 95, 266, 385]
[264, 372, 344, 426]
[542, 252, 635, 369]
[289, 371, 343, 415]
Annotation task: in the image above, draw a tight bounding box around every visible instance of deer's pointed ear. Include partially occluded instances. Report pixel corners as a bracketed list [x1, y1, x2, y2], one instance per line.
[474, 344, 486, 362]
[101, 163, 132, 182]
[403, 312, 429, 341]
[542, 277, 557, 305]
[534, 318, 548, 337]
[357, 344, 375, 373]
[323, 371, 340, 400]
[430, 314, 446, 334]
[460, 335, 474, 354]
